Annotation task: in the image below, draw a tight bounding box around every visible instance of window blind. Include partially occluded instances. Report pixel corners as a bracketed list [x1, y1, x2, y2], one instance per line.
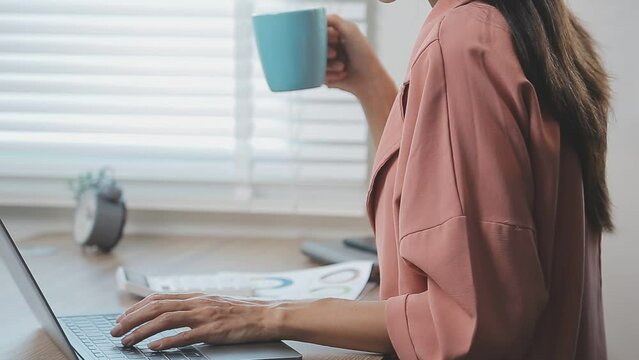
[0, 0, 370, 216]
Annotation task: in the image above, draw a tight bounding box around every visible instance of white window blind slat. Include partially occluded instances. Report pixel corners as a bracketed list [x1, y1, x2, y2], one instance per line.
[0, 35, 235, 56]
[0, 132, 235, 157]
[253, 100, 365, 122]
[253, 119, 367, 143]
[0, 54, 235, 76]
[0, 94, 235, 115]
[0, 13, 233, 39]
[251, 144, 367, 162]
[298, 124, 368, 143]
[253, 163, 367, 183]
[0, 0, 235, 16]
[0, 74, 235, 96]
[0, 113, 235, 135]
[0, 0, 370, 216]
[297, 144, 368, 162]
[0, 155, 236, 182]
[0, 15, 235, 37]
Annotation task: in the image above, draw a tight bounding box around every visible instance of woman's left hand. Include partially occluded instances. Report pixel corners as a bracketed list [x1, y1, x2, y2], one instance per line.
[110, 293, 280, 351]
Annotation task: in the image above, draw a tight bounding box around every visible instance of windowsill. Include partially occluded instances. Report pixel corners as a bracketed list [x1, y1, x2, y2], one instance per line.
[0, 176, 368, 218]
[0, 197, 367, 218]
[0, 203, 372, 245]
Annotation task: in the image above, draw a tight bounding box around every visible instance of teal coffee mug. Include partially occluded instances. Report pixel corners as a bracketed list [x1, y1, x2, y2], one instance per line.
[253, 8, 327, 92]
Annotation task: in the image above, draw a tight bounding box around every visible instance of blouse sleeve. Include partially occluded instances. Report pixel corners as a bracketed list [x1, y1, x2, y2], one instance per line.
[385, 16, 549, 360]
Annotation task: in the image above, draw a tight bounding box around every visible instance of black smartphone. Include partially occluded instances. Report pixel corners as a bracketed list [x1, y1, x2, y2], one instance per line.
[343, 236, 377, 254]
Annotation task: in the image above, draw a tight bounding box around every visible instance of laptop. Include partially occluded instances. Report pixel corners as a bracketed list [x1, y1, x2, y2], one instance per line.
[0, 219, 302, 360]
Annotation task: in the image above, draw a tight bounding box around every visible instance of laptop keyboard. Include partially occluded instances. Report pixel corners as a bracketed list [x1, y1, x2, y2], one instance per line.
[59, 314, 207, 359]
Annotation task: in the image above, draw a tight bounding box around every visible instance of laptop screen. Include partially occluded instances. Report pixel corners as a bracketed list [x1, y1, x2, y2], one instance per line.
[0, 219, 79, 360]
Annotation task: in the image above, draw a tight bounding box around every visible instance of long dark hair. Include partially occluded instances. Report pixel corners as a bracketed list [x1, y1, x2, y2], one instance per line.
[485, 0, 613, 232]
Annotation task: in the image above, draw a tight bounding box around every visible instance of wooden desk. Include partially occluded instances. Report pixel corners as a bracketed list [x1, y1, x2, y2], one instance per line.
[0, 233, 382, 360]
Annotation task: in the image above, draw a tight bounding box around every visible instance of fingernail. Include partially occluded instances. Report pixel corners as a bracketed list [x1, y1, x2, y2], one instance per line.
[148, 341, 161, 350]
[122, 336, 133, 347]
[111, 325, 122, 336]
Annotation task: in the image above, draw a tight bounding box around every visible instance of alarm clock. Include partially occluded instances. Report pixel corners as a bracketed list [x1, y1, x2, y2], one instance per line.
[73, 177, 127, 252]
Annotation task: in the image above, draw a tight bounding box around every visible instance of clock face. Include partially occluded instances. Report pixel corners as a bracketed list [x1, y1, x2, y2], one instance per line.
[73, 191, 98, 245]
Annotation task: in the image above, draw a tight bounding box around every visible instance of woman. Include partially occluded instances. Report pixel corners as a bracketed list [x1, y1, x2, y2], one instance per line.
[111, 0, 612, 358]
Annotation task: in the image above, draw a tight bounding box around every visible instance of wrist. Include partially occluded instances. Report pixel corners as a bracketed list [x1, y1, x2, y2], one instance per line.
[261, 301, 295, 340]
[264, 299, 328, 341]
[353, 62, 397, 105]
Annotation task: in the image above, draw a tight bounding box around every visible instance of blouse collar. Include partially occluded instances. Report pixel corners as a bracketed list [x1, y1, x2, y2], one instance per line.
[427, 0, 474, 21]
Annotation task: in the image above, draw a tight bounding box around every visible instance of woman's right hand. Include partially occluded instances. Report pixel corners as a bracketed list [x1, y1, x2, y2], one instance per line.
[326, 15, 392, 99]
[326, 15, 397, 147]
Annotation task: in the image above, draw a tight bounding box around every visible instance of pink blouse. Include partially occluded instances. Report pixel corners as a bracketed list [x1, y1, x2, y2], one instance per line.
[368, 1, 607, 359]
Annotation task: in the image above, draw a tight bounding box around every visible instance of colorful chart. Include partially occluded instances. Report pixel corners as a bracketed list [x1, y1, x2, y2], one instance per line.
[250, 276, 294, 290]
[319, 268, 360, 284]
[230, 261, 374, 301]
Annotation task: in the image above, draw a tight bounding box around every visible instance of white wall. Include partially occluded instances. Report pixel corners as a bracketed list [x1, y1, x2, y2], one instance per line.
[565, 1, 639, 359]
[373, 0, 430, 83]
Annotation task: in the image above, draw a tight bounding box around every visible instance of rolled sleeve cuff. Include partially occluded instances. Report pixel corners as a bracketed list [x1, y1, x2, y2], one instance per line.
[386, 294, 418, 360]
